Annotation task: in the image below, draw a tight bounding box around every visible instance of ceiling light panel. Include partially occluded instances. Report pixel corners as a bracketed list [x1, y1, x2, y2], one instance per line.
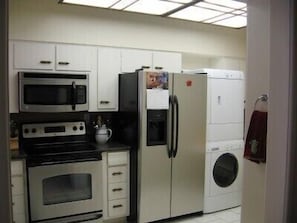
[124, 0, 182, 15]
[111, 0, 137, 10]
[170, 6, 223, 22]
[204, 13, 233, 23]
[213, 15, 246, 28]
[204, 0, 246, 9]
[62, 0, 118, 8]
[196, 2, 234, 12]
[162, 0, 193, 3]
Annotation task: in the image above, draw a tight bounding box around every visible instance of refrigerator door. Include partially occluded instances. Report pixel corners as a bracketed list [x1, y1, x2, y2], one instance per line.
[138, 71, 173, 223]
[171, 74, 207, 217]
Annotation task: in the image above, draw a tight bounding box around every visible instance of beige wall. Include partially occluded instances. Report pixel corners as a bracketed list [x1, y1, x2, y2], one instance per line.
[9, 0, 246, 70]
[241, 0, 270, 223]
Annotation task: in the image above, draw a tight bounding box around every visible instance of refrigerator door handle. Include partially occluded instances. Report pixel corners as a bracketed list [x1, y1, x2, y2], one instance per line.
[173, 95, 179, 158]
[168, 95, 174, 158]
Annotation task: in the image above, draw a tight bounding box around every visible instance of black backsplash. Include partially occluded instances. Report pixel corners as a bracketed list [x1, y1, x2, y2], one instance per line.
[10, 112, 121, 143]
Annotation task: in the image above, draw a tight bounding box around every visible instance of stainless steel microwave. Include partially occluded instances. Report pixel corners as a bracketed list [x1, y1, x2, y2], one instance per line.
[19, 72, 89, 112]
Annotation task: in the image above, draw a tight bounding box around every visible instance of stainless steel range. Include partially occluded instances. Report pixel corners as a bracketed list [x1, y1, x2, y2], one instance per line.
[21, 121, 102, 223]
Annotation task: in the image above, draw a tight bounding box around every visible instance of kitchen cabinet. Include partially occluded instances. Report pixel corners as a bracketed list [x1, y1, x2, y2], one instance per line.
[121, 48, 182, 73]
[55, 45, 92, 71]
[152, 51, 182, 73]
[11, 160, 28, 223]
[102, 151, 130, 220]
[13, 41, 55, 70]
[96, 47, 121, 111]
[121, 49, 153, 72]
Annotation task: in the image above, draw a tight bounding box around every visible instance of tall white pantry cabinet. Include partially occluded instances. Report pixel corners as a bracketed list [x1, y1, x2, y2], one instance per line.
[9, 40, 182, 113]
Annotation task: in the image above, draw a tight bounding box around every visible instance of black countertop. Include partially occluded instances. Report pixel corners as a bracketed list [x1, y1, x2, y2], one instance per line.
[90, 142, 131, 152]
[11, 142, 131, 160]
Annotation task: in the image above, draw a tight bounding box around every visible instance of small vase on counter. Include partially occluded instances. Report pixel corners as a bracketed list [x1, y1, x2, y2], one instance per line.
[95, 124, 112, 144]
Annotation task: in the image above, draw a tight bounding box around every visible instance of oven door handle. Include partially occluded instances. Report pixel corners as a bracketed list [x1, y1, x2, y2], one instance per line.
[29, 157, 101, 167]
[71, 81, 77, 111]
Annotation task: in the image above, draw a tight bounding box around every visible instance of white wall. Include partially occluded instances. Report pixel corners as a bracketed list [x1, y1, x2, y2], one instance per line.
[241, 0, 270, 222]
[9, 0, 246, 66]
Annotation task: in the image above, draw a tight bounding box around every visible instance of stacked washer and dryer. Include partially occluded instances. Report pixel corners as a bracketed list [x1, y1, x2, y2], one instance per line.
[185, 68, 245, 213]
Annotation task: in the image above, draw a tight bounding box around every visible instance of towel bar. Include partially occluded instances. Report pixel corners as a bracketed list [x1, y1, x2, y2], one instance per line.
[254, 94, 268, 110]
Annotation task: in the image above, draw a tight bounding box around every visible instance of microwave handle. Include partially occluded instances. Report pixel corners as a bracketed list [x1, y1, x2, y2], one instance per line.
[72, 81, 76, 110]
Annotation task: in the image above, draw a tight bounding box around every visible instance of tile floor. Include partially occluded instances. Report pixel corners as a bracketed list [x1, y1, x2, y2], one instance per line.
[173, 207, 241, 223]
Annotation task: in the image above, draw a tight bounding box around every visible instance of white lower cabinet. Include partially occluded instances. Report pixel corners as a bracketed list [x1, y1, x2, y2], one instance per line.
[11, 160, 28, 223]
[102, 151, 130, 220]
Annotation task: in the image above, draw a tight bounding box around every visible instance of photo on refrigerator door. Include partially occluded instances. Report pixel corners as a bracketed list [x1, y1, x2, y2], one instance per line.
[146, 71, 168, 89]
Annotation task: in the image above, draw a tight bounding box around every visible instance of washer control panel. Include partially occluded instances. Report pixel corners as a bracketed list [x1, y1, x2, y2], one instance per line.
[22, 121, 86, 138]
[207, 140, 244, 152]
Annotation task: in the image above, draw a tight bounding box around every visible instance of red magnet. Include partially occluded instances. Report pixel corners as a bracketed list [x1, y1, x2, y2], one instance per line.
[186, 80, 192, 86]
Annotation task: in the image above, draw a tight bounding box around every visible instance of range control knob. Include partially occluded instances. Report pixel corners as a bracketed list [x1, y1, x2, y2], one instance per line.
[24, 128, 29, 134]
[32, 128, 37, 133]
[79, 126, 84, 131]
[73, 126, 78, 131]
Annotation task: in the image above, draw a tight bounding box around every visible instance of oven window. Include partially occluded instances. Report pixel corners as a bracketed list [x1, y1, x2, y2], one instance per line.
[42, 174, 92, 205]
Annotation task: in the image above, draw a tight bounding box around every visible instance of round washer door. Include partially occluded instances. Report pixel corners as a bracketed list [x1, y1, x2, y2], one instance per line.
[213, 153, 238, 188]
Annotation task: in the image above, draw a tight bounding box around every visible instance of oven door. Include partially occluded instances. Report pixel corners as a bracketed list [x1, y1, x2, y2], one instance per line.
[19, 72, 89, 112]
[28, 160, 102, 222]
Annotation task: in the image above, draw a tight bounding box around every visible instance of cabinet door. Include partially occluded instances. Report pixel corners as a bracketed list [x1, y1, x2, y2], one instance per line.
[209, 78, 244, 124]
[121, 49, 152, 72]
[152, 51, 182, 73]
[56, 45, 92, 71]
[13, 41, 55, 70]
[97, 48, 121, 111]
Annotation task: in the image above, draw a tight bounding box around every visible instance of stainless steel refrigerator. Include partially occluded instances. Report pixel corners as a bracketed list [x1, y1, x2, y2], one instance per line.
[119, 70, 207, 222]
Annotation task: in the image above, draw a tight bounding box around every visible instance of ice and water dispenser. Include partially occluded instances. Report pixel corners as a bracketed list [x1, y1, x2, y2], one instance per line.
[147, 110, 167, 146]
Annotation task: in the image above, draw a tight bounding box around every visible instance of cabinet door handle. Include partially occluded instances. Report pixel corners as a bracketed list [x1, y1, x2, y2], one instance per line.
[112, 172, 123, 176]
[113, 204, 123, 208]
[100, 100, 110, 104]
[12, 202, 15, 206]
[112, 188, 123, 192]
[40, 60, 52, 64]
[58, 61, 70, 65]
[141, 65, 150, 69]
[155, 66, 163, 70]
[11, 184, 14, 187]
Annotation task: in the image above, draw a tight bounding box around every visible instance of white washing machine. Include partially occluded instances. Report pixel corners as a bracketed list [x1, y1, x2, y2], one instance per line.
[204, 140, 244, 213]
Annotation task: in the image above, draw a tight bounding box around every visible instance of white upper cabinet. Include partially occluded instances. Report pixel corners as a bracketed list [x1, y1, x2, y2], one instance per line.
[121, 49, 153, 72]
[13, 41, 55, 70]
[152, 51, 182, 73]
[56, 45, 92, 71]
[96, 47, 121, 111]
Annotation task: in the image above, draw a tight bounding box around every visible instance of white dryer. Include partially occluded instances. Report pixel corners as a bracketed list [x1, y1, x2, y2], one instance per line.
[184, 68, 245, 141]
[204, 140, 244, 213]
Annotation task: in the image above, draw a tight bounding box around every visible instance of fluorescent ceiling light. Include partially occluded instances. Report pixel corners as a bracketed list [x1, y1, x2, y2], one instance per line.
[170, 6, 223, 22]
[61, 0, 118, 8]
[213, 15, 246, 28]
[204, 0, 246, 9]
[205, 13, 233, 23]
[164, 0, 193, 3]
[111, 0, 137, 10]
[196, 2, 234, 12]
[124, 0, 181, 15]
[60, 0, 247, 29]
[232, 10, 246, 15]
